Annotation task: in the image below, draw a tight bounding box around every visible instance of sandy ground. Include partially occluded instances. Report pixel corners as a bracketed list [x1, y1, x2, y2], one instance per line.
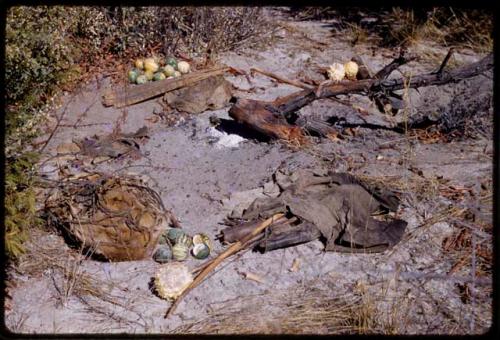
[5, 11, 493, 334]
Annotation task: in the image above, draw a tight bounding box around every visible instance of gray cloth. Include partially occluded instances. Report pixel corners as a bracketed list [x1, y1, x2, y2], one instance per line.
[233, 169, 407, 252]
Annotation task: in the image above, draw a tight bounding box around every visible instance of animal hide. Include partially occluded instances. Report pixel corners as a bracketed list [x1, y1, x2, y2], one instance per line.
[224, 169, 407, 253]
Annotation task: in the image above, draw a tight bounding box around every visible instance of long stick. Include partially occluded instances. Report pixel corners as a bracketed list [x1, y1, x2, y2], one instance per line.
[164, 213, 285, 318]
[250, 68, 314, 90]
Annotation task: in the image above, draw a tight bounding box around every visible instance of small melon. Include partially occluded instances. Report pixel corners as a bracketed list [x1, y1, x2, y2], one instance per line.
[153, 246, 173, 263]
[192, 243, 210, 260]
[172, 243, 189, 261]
[173, 71, 181, 78]
[153, 72, 166, 81]
[144, 70, 154, 81]
[166, 228, 185, 244]
[136, 74, 148, 84]
[177, 61, 190, 74]
[166, 57, 177, 69]
[128, 68, 140, 83]
[134, 58, 145, 70]
[144, 58, 159, 73]
[162, 65, 175, 77]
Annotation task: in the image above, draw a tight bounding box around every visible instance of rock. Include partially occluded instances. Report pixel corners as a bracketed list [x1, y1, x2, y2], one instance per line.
[56, 142, 81, 154]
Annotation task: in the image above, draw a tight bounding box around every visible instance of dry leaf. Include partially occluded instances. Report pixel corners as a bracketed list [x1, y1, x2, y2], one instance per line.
[242, 271, 266, 284]
[289, 258, 301, 272]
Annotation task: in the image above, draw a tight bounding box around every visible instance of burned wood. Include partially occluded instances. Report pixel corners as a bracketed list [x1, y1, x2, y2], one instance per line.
[228, 98, 307, 144]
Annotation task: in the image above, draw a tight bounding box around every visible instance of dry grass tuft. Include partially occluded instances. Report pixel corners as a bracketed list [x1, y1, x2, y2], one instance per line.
[294, 7, 492, 52]
[174, 283, 391, 334]
[16, 227, 118, 308]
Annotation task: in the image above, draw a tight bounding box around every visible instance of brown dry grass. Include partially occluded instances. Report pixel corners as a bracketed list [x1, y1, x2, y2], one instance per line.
[174, 282, 390, 334]
[293, 7, 492, 53]
[16, 227, 118, 308]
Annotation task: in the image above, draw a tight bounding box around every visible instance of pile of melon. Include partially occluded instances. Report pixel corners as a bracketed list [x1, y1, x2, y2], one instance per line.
[128, 57, 191, 84]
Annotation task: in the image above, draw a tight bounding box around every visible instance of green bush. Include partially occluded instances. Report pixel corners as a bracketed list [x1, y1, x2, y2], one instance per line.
[4, 152, 42, 259]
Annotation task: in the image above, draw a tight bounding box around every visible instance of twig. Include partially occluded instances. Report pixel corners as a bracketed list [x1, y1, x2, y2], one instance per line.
[165, 213, 285, 318]
[374, 49, 416, 80]
[434, 47, 455, 75]
[39, 92, 78, 153]
[250, 68, 314, 90]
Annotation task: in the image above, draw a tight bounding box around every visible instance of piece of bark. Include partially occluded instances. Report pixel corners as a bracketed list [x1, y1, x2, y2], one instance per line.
[228, 98, 307, 144]
[163, 75, 232, 114]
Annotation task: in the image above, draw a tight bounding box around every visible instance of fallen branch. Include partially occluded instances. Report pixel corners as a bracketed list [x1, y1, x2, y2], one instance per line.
[373, 49, 416, 79]
[229, 53, 493, 142]
[165, 213, 285, 318]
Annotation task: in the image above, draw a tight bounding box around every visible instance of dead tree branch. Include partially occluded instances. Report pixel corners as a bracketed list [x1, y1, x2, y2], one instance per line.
[229, 52, 493, 142]
[374, 49, 416, 79]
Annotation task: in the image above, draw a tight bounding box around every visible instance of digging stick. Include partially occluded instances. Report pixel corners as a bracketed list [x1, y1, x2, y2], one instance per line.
[164, 213, 285, 318]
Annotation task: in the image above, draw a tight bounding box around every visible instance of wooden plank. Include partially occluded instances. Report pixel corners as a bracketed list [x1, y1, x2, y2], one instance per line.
[102, 66, 231, 108]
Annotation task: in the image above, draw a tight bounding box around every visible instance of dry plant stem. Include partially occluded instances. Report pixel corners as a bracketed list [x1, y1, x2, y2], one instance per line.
[250, 67, 314, 90]
[165, 213, 285, 318]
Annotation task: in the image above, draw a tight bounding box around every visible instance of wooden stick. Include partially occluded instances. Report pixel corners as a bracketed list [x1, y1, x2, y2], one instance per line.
[374, 49, 416, 80]
[434, 47, 455, 75]
[250, 67, 314, 90]
[164, 213, 285, 318]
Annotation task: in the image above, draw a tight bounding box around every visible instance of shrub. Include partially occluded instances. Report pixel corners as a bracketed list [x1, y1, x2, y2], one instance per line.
[290, 7, 493, 52]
